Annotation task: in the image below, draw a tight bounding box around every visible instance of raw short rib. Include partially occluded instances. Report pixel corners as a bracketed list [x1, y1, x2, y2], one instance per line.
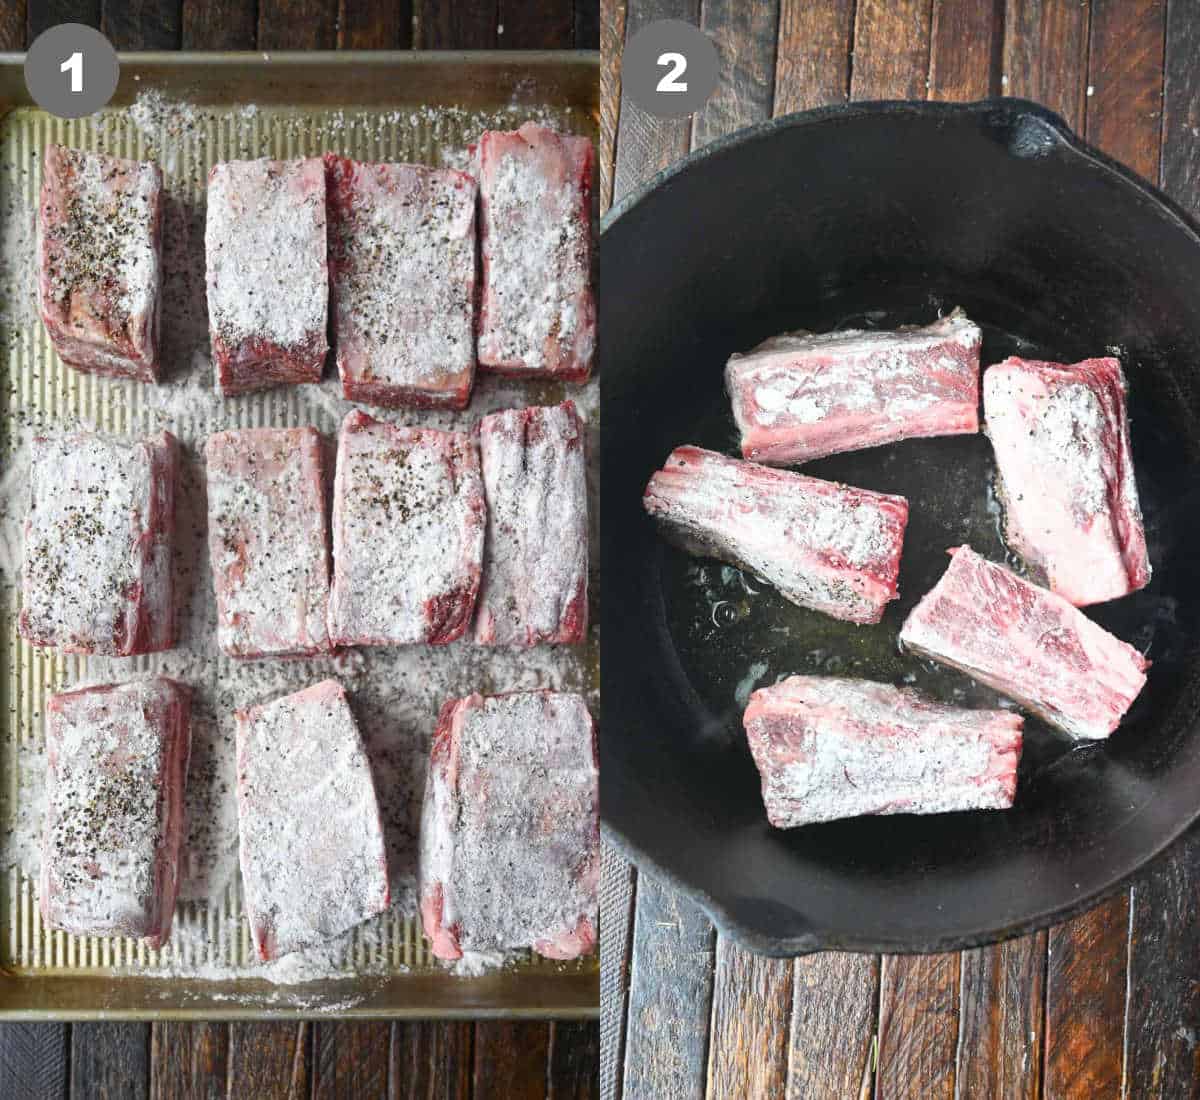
[476, 123, 595, 381]
[328, 411, 486, 646]
[984, 355, 1151, 606]
[642, 446, 909, 624]
[41, 678, 191, 947]
[420, 691, 598, 961]
[38, 145, 164, 382]
[899, 546, 1148, 739]
[326, 155, 477, 409]
[236, 680, 389, 960]
[474, 401, 588, 645]
[726, 309, 982, 465]
[742, 675, 1023, 828]
[206, 427, 332, 658]
[20, 430, 178, 656]
[205, 158, 328, 395]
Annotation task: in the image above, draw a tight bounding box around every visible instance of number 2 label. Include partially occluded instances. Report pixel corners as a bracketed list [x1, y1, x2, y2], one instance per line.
[656, 52, 688, 94]
[60, 51, 83, 94]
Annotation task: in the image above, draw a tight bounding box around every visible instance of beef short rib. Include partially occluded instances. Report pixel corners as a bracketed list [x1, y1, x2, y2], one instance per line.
[984, 355, 1151, 606]
[476, 124, 595, 381]
[420, 691, 598, 961]
[206, 427, 332, 658]
[726, 309, 982, 465]
[326, 155, 477, 409]
[900, 546, 1148, 739]
[236, 680, 389, 960]
[21, 430, 178, 656]
[41, 678, 191, 947]
[474, 401, 588, 646]
[328, 411, 485, 646]
[643, 446, 909, 624]
[38, 145, 164, 382]
[742, 675, 1023, 828]
[205, 158, 328, 395]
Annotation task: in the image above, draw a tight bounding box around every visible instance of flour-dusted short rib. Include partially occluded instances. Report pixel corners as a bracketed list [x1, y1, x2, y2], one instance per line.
[643, 446, 909, 625]
[419, 691, 598, 961]
[900, 546, 1149, 739]
[20, 430, 178, 656]
[235, 680, 389, 961]
[205, 427, 332, 658]
[328, 410, 486, 646]
[38, 144, 163, 382]
[476, 123, 595, 381]
[742, 675, 1023, 828]
[205, 158, 329, 395]
[326, 155, 477, 409]
[984, 355, 1151, 606]
[726, 309, 982, 465]
[41, 678, 191, 947]
[473, 401, 588, 646]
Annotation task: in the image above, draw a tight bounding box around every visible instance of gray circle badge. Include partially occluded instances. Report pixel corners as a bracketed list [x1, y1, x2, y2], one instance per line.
[25, 24, 120, 119]
[623, 19, 718, 119]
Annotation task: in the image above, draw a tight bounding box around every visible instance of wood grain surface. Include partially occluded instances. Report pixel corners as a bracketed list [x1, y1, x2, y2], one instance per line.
[603, 0, 1200, 1097]
[0, 5, 599, 1098]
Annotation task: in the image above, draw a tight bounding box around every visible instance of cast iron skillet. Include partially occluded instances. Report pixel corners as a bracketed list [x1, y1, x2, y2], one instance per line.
[600, 99, 1200, 956]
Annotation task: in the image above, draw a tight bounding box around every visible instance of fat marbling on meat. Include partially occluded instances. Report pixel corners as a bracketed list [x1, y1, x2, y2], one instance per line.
[984, 355, 1150, 606]
[726, 309, 982, 465]
[642, 446, 909, 624]
[742, 675, 1023, 828]
[899, 546, 1148, 740]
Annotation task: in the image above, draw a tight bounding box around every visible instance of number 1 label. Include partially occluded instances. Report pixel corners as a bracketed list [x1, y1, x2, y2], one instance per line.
[60, 51, 83, 94]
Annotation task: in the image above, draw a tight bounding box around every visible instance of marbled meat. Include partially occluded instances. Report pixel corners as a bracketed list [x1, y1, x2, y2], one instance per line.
[420, 691, 598, 961]
[742, 675, 1023, 828]
[900, 546, 1148, 739]
[726, 309, 982, 465]
[643, 446, 908, 624]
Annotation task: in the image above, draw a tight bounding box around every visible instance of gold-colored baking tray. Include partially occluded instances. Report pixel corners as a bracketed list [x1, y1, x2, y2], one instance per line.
[0, 51, 599, 1020]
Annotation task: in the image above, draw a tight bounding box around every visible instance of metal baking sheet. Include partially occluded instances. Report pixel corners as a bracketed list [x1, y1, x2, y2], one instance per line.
[0, 51, 599, 1020]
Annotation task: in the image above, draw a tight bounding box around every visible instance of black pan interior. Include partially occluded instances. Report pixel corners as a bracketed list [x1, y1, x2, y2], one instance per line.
[600, 100, 1200, 955]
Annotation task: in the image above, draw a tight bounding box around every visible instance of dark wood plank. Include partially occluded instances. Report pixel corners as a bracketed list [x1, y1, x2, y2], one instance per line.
[705, 938, 791, 1099]
[599, 845, 635, 1100]
[338, 0, 414, 48]
[611, 0, 700, 202]
[181, 0, 256, 48]
[1043, 897, 1130, 1098]
[548, 1022, 600, 1100]
[0, 1024, 69, 1100]
[955, 933, 1046, 1100]
[850, 0, 934, 100]
[226, 1023, 310, 1100]
[473, 1023, 550, 1100]
[875, 953, 960, 1100]
[390, 1022, 471, 1100]
[1162, 0, 1200, 210]
[787, 953, 878, 1099]
[773, 0, 853, 115]
[312, 1023, 390, 1100]
[257, 0, 338, 49]
[71, 1024, 150, 1100]
[621, 874, 715, 1100]
[498, 0, 573, 48]
[692, 0, 779, 150]
[102, 0, 182, 48]
[150, 1023, 228, 1100]
[575, 0, 600, 49]
[1085, 0, 1167, 182]
[599, 0, 626, 212]
[928, 0, 1002, 101]
[414, 0, 498, 49]
[1003, 0, 1091, 130]
[29, 0, 101, 38]
[0, 0, 26, 48]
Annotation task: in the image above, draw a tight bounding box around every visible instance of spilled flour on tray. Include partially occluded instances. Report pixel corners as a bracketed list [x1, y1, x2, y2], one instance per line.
[0, 88, 597, 1001]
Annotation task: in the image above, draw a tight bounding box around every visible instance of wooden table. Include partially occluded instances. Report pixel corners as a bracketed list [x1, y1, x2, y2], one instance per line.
[0, 3, 599, 1097]
[600, 1, 1200, 1097]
